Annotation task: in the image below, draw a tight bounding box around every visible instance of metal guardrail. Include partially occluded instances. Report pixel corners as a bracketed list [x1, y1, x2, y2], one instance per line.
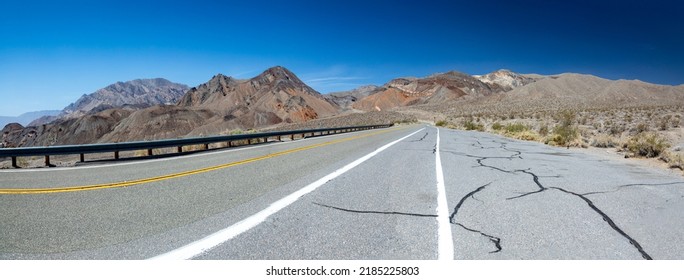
[0, 124, 393, 168]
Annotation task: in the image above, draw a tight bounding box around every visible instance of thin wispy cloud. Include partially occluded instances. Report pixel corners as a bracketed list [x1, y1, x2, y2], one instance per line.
[303, 76, 370, 93]
[300, 65, 375, 93]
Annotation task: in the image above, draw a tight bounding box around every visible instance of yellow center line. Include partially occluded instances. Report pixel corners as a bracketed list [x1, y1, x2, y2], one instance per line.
[0, 127, 407, 195]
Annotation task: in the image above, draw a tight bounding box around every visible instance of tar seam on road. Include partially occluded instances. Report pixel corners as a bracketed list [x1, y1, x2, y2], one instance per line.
[313, 202, 437, 218]
[148, 128, 425, 260]
[435, 127, 455, 260]
[0, 127, 404, 195]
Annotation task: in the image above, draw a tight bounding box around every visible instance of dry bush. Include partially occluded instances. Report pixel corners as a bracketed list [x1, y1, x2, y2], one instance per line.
[463, 120, 484, 131]
[590, 134, 619, 148]
[504, 123, 529, 134]
[516, 130, 541, 141]
[538, 124, 549, 136]
[435, 120, 448, 127]
[623, 132, 670, 158]
[635, 122, 649, 134]
[661, 151, 684, 170]
[608, 124, 625, 136]
[548, 111, 579, 147]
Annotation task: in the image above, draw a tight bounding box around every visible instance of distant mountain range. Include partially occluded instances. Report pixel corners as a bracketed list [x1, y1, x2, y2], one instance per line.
[1, 67, 338, 147]
[28, 78, 189, 127]
[0, 110, 61, 128]
[3, 66, 684, 148]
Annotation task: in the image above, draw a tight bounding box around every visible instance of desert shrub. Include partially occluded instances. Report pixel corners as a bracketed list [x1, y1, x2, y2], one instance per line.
[464, 121, 484, 131]
[590, 134, 619, 148]
[671, 116, 681, 128]
[579, 116, 588, 125]
[538, 124, 549, 136]
[505, 123, 529, 134]
[635, 122, 649, 133]
[435, 120, 448, 127]
[544, 134, 564, 146]
[660, 151, 684, 170]
[659, 116, 670, 131]
[552, 113, 579, 147]
[559, 110, 575, 127]
[609, 124, 625, 136]
[395, 119, 416, 125]
[491, 122, 503, 131]
[228, 129, 244, 135]
[624, 132, 670, 158]
[516, 130, 540, 141]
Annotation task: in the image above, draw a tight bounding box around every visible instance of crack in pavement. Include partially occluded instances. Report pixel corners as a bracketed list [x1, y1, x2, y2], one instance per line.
[491, 162, 654, 260]
[551, 187, 653, 260]
[443, 150, 518, 174]
[454, 223, 502, 254]
[313, 202, 438, 218]
[448, 182, 502, 254]
[582, 182, 684, 196]
[410, 132, 429, 142]
[450, 139, 655, 259]
[471, 140, 498, 150]
[506, 169, 548, 200]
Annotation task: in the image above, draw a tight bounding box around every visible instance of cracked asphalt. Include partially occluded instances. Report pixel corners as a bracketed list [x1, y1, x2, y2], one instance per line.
[1, 124, 683, 259]
[441, 128, 684, 260]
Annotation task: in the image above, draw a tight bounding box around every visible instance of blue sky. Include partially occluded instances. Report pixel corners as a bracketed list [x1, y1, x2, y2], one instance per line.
[1, 0, 683, 116]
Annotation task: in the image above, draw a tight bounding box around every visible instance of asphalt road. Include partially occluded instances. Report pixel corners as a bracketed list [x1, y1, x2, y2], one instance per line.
[1, 124, 683, 259]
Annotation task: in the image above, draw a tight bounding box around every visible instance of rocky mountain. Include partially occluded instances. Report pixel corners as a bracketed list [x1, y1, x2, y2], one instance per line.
[178, 66, 338, 126]
[341, 69, 684, 116]
[474, 69, 540, 91]
[2, 66, 339, 147]
[480, 73, 684, 110]
[352, 71, 507, 111]
[30, 78, 190, 126]
[0, 110, 61, 128]
[4, 67, 683, 149]
[324, 85, 382, 110]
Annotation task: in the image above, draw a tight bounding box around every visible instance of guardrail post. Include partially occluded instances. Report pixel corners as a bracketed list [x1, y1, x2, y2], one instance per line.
[12, 156, 18, 168]
[114, 151, 119, 160]
[80, 153, 85, 162]
[147, 149, 153, 156]
[204, 143, 209, 150]
[263, 137, 267, 143]
[177, 146, 183, 153]
[228, 141, 232, 147]
[277, 135, 281, 141]
[45, 155, 51, 167]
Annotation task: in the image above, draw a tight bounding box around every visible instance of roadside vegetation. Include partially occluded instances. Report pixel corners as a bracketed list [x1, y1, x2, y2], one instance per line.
[431, 104, 684, 174]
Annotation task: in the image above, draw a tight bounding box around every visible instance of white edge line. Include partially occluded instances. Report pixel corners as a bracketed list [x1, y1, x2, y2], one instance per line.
[149, 127, 425, 260]
[435, 126, 455, 260]
[0, 128, 382, 173]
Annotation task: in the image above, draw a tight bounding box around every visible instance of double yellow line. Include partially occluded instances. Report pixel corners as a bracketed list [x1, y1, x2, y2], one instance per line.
[0, 127, 404, 195]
